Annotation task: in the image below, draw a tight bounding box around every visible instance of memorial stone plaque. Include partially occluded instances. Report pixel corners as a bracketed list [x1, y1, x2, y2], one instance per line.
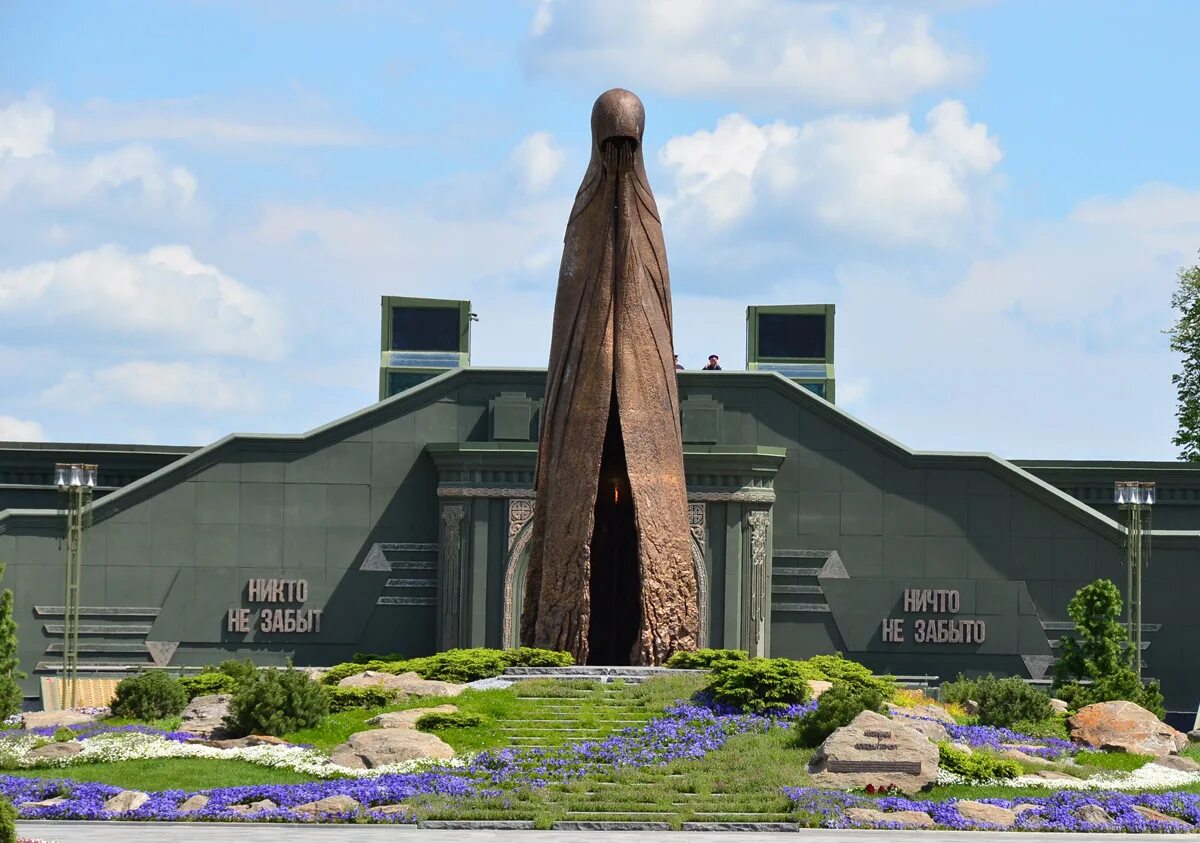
[808, 710, 938, 793]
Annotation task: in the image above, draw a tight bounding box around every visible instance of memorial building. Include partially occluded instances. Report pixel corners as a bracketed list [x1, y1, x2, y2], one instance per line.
[2, 297, 1199, 721]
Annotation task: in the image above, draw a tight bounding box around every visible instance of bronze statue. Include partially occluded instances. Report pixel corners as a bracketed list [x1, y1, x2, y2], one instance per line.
[522, 88, 699, 665]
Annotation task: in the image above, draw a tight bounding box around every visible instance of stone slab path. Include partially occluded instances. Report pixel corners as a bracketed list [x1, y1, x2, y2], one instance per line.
[17, 823, 1195, 842]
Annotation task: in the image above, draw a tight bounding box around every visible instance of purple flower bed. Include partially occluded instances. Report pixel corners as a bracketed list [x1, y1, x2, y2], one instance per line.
[785, 786, 1200, 831]
[2, 702, 783, 822]
[892, 713, 1074, 759]
[27, 723, 194, 742]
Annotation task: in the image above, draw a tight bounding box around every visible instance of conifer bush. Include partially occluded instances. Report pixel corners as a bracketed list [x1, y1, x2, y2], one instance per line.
[665, 648, 748, 670]
[938, 741, 1022, 782]
[0, 797, 14, 843]
[328, 686, 396, 712]
[225, 663, 329, 737]
[0, 564, 24, 720]
[415, 710, 485, 731]
[1053, 579, 1165, 717]
[110, 671, 188, 720]
[795, 680, 886, 747]
[705, 657, 813, 713]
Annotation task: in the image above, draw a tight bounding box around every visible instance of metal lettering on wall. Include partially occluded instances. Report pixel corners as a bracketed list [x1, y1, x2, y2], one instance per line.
[880, 588, 986, 645]
[227, 578, 324, 635]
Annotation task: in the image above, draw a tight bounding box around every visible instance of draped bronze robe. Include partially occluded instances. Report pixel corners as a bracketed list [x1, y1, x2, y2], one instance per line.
[521, 89, 699, 665]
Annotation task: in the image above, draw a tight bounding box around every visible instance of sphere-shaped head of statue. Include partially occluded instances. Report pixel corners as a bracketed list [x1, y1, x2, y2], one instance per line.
[591, 88, 645, 152]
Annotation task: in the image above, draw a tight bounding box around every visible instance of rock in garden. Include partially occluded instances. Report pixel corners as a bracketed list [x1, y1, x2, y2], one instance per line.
[330, 727, 455, 769]
[20, 710, 94, 730]
[1013, 803, 1041, 815]
[1075, 804, 1113, 825]
[807, 680, 832, 699]
[20, 797, 68, 809]
[178, 794, 210, 813]
[229, 799, 277, 814]
[964, 699, 979, 715]
[193, 734, 291, 749]
[367, 704, 458, 729]
[954, 800, 1016, 826]
[104, 790, 150, 813]
[292, 795, 362, 815]
[1149, 755, 1200, 772]
[1068, 700, 1188, 756]
[1132, 805, 1191, 826]
[1189, 729, 1200, 743]
[998, 749, 1049, 766]
[373, 803, 413, 815]
[846, 807, 934, 827]
[1049, 698, 1069, 714]
[808, 709, 938, 793]
[891, 713, 949, 744]
[338, 670, 465, 698]
[179, 693, 231, 737]
[896, 703, 957, 724]
[25, 740, 83, 761]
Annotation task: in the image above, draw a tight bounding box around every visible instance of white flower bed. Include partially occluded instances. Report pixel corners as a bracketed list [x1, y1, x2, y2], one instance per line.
[0, 732, 471, 779]
[937, 760, 1200, 790]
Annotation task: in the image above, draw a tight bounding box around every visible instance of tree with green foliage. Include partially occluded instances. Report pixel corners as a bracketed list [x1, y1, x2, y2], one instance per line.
[0, 564, 25, 719]
[1168, 252, 1200, 460]
[1053, 579, 1164, 717]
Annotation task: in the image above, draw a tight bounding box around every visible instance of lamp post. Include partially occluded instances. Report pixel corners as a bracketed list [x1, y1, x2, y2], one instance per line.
[55, 463, 97, 710]
[1114, 480, 1154, 682]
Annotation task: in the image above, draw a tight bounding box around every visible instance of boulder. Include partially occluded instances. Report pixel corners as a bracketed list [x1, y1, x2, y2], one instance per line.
[330, 727, 455, 769]
[998, 749, 1049, 766]
[20, 797, 68, 809]
[367, 704, 458, 729]
[178, 794, 210, 813]
[1189, 729, 1200, 743]
[964, 699, 979, 716]
[104, 790, 150, 813]
[337, 670, 465, 698]
[292, 795, 362, 815]
[845, 807, 934, 827]
[179, 694, 231, 738]
[229, 799, 277, 814]
[888, 703, 956, 724]
[1075, 804, 1113, 825]
[1013, 803, 1041, 815]
[808, 709, 938, 793]
[191, 734, 291, 750]
[373, 803, 413, 816]
[1068, 700, 1188, 756]
[1149, 755, 1200, 772]
[26, 740, 83, 761]
[807, 680, 832, 699]
[1031, 770, 1081, 782]
[1049, 698, 1069, 714]
[955, 800, 1017, 826]
[891, 714, 949, 744]
[20, 710, 94, 730]
[950, 742, 973, 755]
[1132, 805, 1191, 827]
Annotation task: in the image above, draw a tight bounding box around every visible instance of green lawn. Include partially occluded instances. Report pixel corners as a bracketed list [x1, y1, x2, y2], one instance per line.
[4, 758, 320, 790]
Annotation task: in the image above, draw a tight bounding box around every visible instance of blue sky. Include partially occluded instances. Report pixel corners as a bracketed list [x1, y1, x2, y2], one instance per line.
[2, 0, 1199, 459]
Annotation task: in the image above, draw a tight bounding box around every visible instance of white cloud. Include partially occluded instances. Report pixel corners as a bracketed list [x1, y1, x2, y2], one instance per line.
[0, 94, 197, 209]
[661, 100, 1001, 245]
[832, 183, 1200, 459]
[60, 97, 379, 148]
[43, 362, 262, 412]
[510, 132, 566, 193]
[0, 244, 285, 360]
[0, 94, 54, 157]
[527, 0, 974, 109]
[0, 416, 45, 441]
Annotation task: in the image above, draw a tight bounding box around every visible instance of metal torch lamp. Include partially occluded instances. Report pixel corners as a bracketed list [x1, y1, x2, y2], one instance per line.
[1114, 480, 1154, 682]
[55, 463, 97, 710]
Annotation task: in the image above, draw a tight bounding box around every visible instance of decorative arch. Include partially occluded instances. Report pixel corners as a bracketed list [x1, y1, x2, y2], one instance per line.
[502, 498, 710, 651]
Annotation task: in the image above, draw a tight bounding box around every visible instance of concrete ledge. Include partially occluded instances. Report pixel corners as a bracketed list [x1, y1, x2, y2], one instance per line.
[418, 820, 535, 829]
[682, 822, 799, 832]
[553, 821, 674, 831]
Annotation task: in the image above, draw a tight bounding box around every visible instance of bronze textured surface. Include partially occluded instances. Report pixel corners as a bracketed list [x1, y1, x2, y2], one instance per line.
[522, 88, 698, 665]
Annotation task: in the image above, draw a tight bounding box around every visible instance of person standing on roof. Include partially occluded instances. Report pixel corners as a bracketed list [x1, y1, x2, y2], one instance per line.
[702, 354, 722, 370]
[674, 354, 684, 371]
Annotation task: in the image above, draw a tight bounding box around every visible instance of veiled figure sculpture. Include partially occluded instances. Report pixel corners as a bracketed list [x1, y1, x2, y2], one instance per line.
[521, 88, 699, 665]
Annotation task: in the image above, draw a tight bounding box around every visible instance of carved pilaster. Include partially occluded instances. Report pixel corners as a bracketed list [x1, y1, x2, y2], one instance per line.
[508, 498, 534, 547]
[747, 509, 771, 657]
[438, 504, 466, 649]
[688, 502, 709, 647]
